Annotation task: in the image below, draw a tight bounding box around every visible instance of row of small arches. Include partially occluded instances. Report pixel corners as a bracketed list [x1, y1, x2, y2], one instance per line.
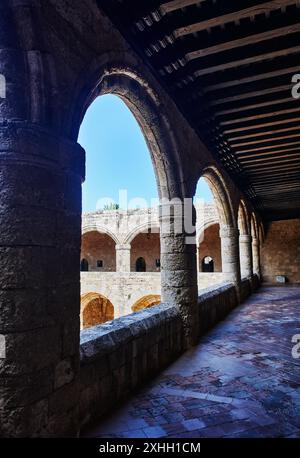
[80, 293, 161, 329]
[80, 256, 159, 272]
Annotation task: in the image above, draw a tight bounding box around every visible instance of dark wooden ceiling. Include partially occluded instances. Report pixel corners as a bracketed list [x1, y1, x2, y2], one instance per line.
[99, 0, 300, 221]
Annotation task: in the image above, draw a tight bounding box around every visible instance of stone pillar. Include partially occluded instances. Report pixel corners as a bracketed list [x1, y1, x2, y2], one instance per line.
[159, 201, 198, 348]
[239, 234, 253, 278]
[0, 123, 85, 437]
[252, 236, 261, 278]
[115, 244, 131, 272]
[220, 226, 241, 292]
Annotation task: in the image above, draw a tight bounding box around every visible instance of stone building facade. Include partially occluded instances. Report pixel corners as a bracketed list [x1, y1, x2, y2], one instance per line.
[80, 203, 225, 323]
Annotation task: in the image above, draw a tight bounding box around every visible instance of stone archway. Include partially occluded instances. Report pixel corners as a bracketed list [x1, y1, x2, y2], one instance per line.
[251, 213, 261, 277]
[197, 166, 240, 288]
[131, 295, 161, 313]
[238, 201, 253, 278]
[198, 223, 222, 272]
[81, 231, 116, 272]
[130, 231, 161, 272]
[81, 293, 114, 329]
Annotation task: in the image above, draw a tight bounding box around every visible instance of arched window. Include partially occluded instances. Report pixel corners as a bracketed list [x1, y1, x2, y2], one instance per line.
[80, 258, 89, 272]
[136, 257, 146, 272]
[202, 256, 214, 273]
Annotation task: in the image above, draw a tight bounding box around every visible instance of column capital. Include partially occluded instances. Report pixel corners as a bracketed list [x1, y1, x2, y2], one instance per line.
[219, 225, 239, 239]
[115, 244, 131, 251]
[239, 234, 252, 243]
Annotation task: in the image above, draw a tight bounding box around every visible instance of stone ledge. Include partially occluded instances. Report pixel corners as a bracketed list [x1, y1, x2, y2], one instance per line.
[198, 282, 235, 302]
[79, 303, 183, 429]
[80, 303, 178, 360]
[197, 283, 237, 336]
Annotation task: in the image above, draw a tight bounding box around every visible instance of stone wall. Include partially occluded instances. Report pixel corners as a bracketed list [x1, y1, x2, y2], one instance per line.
[261, 219, 300, 284]
[81, 272, 226, 318]
[198, 273, 225, 290]
[79, 282, 245, 431]
[81, 272, 161, 318]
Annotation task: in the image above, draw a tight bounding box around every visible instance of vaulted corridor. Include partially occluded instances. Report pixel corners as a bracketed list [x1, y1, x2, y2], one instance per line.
[83, 287, 300, 438]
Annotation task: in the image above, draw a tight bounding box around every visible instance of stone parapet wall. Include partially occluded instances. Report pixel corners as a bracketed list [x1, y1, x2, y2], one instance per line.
[79, 303, 183, 429]
[240, 277, 252, 303]
[198, 283, 238, 336]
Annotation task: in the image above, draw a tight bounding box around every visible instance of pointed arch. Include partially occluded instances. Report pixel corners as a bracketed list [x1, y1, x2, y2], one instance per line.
[238, 200, 250, 235]
[69, 62, 187, 201]
[201, 166, 235, 228]
[251, 213, 259, 239]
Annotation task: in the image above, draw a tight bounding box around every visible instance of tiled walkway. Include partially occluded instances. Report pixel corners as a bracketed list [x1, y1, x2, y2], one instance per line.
[83, 287, 300, 438]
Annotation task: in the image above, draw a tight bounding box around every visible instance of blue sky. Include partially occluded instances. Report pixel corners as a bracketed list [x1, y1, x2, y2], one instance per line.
[79, 94, 213, 212]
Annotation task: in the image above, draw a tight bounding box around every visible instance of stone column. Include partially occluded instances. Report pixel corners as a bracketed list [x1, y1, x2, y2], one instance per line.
[115, 244, 131, 272]
[0, 123, 85, 437]
[252, 236, 261, 278]
[220, 226, 241, 292]
[159, 200, 198, 348]
[239, 234, 253, 278]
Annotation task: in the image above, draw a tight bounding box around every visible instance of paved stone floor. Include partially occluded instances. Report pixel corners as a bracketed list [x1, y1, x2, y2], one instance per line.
[83, 286, 300, 438]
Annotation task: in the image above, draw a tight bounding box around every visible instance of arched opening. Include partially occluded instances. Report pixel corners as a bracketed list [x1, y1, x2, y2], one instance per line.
[81, 231, 116, 272]
[238, 201, 249, 237]
[135, 257, 146, 272]
[132, 295, 161, 312]
[80, 258, 89, 272]
[195, 169, 236, 288]
[78, 90, 166, 327]
[251, 212, 261, 277]
[202, 256, 214, 273]
[238, 201, 252, 279]
[198, 223, 222, 272]
[130, 230, 160, 272]
[80, 293, 114, 329]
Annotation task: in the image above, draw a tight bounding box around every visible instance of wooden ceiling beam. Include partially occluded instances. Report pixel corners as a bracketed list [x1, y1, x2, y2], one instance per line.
[204, 65, 300, 92]
[194, 44, 300, 77]
[187, 22, 300, 61]
[220, 107, 300, 126]
[230, 132, 300, 147]
[215, 97, 292, 116]
[227, 125, 300, 141]
[160, 0, 206, 15]
[240, 151, 300, 163]
[210, 85, 291, 106]
[246, 161, 300, 171]
[235, 142, 300, 155]
[175, 0, 297, 37]
[223, 116, 300, 134]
